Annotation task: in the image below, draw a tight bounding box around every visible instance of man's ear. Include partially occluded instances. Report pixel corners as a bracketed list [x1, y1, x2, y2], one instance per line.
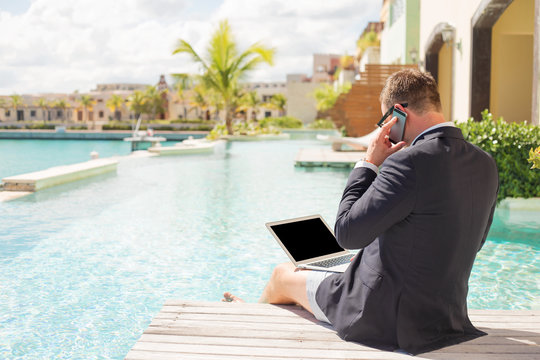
[394, 103, 406, 112]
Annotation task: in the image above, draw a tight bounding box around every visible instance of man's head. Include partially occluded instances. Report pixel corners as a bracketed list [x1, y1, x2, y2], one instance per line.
[380, 69, 442, 115]
[379, 69, 445, 144]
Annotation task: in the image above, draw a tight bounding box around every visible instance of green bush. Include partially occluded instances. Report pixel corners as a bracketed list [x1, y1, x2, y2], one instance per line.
[0, 125, 22, 129]
[456, 110, 540, 201]
[102, 122, 135, 131]
[68, 125, 88, 130]
[259, 116, 303, 129]
[308, 118, 335, 130]
[25, 123, 55, 130]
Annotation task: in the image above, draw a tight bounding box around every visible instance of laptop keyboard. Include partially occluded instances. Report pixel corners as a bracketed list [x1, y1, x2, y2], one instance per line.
[309, 254, 354, 268]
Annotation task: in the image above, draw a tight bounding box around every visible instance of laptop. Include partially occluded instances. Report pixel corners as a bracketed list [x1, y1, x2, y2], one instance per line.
[266, 214, 355, 273]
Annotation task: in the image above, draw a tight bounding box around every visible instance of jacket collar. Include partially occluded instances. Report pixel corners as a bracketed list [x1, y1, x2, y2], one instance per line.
[412, 125, 464, 146]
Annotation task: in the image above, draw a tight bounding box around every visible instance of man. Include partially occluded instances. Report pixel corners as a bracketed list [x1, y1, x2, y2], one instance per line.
[224, 69, 499, 354]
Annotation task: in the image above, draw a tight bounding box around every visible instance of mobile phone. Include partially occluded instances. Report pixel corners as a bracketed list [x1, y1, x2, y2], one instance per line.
[388, 107, 407, 144]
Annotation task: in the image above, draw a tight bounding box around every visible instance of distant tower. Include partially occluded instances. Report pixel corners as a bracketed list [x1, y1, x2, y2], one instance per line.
[157, 74, 169, 120]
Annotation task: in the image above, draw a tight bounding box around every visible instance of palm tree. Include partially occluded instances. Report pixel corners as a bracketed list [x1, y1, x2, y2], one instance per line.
[35, 98, 49, 121]
[54, 99, 69, 123]
[106, 94, 124, 121]
[172, 73, 192, 120]
[190, 84, 210, 119]
[0, 98, 7, 121]
[144, 86, 167, 121]
[78, 94, 95, 127]
[239, 91, 262, 121]
[10, 94, 24, 121]
[269, 93, 287, 117]
[173, 19, 275, 134]
[127, 90, 147, 120]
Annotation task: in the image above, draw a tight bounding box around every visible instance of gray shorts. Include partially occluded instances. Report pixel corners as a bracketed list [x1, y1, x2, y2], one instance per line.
[305, 270, 332, 324]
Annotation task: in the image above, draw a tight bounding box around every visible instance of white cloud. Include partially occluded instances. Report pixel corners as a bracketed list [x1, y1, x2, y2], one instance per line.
[0, 0, 380, 94]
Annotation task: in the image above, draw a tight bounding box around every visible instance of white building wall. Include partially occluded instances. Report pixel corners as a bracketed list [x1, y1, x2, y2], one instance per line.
[419, 0, 483, 123]
[380, 12, 406, 64]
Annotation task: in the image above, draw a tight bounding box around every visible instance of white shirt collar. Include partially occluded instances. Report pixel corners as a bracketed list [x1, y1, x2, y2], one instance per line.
[411, 122, 455, 146]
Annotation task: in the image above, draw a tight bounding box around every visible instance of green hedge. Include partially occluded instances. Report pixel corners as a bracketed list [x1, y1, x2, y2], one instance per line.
[308, 119, 335, 130]
[259, 116, 303, 129]
[456, 111, 540, 201]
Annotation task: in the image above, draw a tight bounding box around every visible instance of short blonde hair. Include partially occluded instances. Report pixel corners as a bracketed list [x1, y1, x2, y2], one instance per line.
[379, 69, 442, 114]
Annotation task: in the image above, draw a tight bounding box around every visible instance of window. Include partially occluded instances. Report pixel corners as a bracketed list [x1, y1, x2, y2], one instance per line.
[265, 111, 271, 118]
[30, 110, 36, 117]
[99, 111, 104, 118]
[57, 110, 62, 117]
[5, 110, 10, 117]
[97, 99, 103, 103]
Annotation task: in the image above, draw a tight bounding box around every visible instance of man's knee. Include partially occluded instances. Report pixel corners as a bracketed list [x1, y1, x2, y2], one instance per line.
[270, 262, 296, 285]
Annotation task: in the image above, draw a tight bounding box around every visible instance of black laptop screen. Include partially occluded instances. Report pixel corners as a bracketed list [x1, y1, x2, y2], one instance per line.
[270, 218, 344, 261]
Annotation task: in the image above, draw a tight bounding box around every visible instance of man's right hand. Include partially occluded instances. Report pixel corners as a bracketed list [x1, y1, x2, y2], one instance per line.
[365, 117, 407, 167]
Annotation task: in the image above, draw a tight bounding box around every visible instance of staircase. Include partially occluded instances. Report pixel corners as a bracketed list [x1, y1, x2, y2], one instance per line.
[329, 64, 417, 137]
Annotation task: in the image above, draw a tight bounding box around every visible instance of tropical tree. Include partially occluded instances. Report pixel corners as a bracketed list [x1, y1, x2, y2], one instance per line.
[106, 94, 124, 121]
[312, 82, 352, 113]
[172, 73, 192, 120]
[268, 93, 287, 117]
[144, 85, 167, 120]
[356, 30, 380, 57]
[54, 99, 69, 123]
[10, 94, 23, 121]
[127, 90, 147, 120]
[78, 94, 95, 127]
[190, 84, 210, 119]
[35, 98, 50, 121]
[238, 91, 263, 121]
[0, 98, 7, 121]
[173, 19, 275, 134]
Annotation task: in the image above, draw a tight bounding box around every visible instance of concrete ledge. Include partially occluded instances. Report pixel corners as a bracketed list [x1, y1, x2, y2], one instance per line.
[498, 197, 540, 211]
[148, 143, 215, 156]
[221, 133, 290, 141]
[2, 158, 118, 192]
[295, 148, 364, 168]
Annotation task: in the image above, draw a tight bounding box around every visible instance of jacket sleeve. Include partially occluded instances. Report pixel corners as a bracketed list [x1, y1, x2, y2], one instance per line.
[335, 153, 416, 249]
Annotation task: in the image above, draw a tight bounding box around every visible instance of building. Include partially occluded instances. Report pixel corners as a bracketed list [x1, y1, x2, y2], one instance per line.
[376, 0, 539, 125]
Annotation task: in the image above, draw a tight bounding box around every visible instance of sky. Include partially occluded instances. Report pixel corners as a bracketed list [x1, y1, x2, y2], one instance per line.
[0, 0, 381, 95]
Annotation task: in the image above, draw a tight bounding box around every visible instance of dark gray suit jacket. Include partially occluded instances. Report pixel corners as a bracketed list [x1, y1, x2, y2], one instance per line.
[315, 126, 499, 354]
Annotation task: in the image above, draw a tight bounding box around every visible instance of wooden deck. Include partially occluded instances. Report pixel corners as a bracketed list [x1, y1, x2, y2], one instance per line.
[125, 301, 540, 360]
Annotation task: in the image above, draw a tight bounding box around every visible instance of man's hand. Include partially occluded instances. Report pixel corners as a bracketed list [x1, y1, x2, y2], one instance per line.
[365, 116, 407, 167]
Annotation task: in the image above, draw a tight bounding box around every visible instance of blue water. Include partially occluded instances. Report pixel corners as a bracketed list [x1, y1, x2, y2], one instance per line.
[0, 139, 538, 359]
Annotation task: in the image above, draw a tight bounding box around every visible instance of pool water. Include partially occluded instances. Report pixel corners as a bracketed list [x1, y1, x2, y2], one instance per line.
[0, 139, 538, 359]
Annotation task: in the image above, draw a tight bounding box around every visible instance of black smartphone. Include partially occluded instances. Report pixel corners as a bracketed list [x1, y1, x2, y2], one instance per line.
[388, 107, 407, 144]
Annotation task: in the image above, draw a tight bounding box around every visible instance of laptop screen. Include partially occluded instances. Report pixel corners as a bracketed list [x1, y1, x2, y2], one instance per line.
[269, 217, 345, 261]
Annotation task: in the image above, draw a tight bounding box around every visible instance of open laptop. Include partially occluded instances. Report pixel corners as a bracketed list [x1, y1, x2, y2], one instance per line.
[266, 214, 355, 273]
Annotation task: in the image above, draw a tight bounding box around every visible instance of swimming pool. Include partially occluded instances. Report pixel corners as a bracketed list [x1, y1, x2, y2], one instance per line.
[0, 139, 538, 359]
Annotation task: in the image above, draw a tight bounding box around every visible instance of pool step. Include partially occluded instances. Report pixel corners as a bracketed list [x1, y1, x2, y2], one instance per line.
[1, 158, 118, 192]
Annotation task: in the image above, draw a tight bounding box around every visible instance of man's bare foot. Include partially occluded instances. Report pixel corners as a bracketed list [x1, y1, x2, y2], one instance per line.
[222, 292, 245, 303]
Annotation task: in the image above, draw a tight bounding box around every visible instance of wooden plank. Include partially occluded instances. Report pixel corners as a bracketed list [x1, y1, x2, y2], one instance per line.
[136, 334, 540, 354]
[144, 326, 344, 342]
[130, 342, 417, 360]
[127, 301, 540, 360]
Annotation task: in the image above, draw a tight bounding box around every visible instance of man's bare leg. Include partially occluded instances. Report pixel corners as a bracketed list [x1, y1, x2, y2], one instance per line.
[222, 262, 314, 314]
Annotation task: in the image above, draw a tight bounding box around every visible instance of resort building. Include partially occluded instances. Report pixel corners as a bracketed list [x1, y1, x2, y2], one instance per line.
[380, 0, 539, 125]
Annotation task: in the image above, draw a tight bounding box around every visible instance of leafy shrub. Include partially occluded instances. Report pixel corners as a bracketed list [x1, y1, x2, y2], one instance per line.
[259, 116, 303, 129]
[25, 123, 55, 130]
[0, 125, 22, 129]
[102, 122, 134, 131]
[308, 119, 335, 130]
[529, 146, 540, 169]
[456, 110, 540, 201]
[207, 124, 228, 140]
[68, 125, 88, 130]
